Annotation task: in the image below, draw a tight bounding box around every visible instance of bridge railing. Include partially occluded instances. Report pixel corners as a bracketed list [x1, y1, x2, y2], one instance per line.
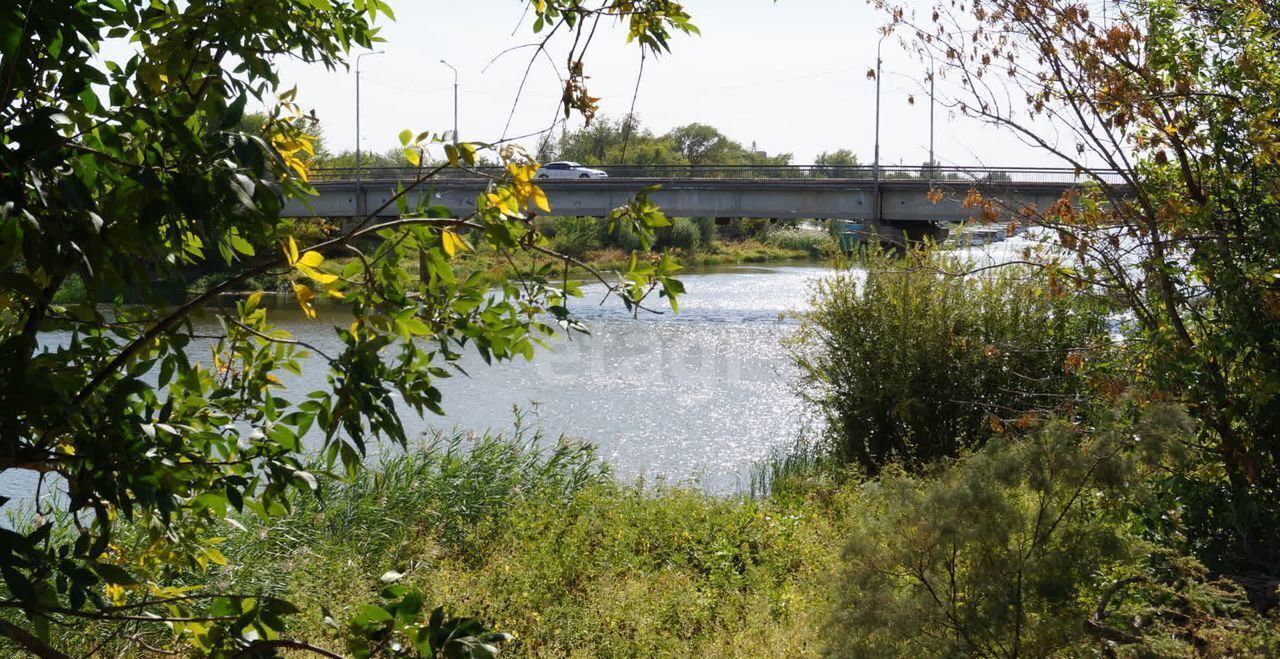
[309, 164, 1127, 185]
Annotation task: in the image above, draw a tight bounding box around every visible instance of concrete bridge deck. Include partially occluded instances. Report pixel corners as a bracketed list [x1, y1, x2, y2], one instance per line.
[286, 165, 1120, 241]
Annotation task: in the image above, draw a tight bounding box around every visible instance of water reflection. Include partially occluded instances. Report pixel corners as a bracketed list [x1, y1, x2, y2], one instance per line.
[4, 264, 828, 509]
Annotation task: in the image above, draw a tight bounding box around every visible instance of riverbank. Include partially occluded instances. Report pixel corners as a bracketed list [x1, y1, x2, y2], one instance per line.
[451, 238, 819, 288]
[55, 429, 849, 657]
[46, 237, 823, 304]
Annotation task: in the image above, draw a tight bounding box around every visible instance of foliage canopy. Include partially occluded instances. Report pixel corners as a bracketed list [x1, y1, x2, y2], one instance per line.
[879, 0, 1280, 575]
[0, 0, 695, 655]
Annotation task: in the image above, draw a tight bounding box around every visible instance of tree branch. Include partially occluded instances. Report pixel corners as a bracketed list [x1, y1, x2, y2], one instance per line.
[0, 619, 72, 659]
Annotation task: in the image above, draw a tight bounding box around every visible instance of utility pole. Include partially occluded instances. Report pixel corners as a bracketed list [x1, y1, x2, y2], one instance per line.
[440, 59, 459, 146]
[873, 31, 887, 225]
[926, 48, 937, 183]
[929, 71, 936, 177]
[355, 50, 385, 218]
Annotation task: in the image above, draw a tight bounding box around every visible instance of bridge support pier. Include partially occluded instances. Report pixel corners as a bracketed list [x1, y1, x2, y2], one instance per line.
[878, 220, 949, 245]
[843, 219, 948, 248]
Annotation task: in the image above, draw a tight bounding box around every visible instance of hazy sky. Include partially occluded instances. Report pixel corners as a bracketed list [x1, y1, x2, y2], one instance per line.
[269, 1, 1068, 167]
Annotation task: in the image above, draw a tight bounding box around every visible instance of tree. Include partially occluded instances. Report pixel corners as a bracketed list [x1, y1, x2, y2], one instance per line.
[814, 149, 859, 166]
[813, 148, 860, 177]
[553, 114, 686, 166]
[667, 122, 791, 167]
[545, 115, 795, 172]
[668, 122, 729, 165]
[880, 0, 1280, 574]
[239, 111, 330, 166]
[0, 0, 693, 655]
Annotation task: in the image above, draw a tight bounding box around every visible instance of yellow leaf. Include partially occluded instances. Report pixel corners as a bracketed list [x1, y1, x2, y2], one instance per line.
[204, 547, 228, 567]
[298, 251, 323, 268]
[284, 237, 299, 265]
[297, 264, 338, 285]
[532, 186, 550, 212]
[486, 189, 520, 217]
[292, 282, 317, 320]
[441, 230, 469, 257]
[105, 583, 127, 606]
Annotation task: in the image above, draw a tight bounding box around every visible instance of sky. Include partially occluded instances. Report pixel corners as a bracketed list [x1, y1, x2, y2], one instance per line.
[268, 0, 1070, 167]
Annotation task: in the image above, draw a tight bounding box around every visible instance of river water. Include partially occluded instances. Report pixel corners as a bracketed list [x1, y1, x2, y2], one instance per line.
[3, 233, 1049, 511]
[1, 263, 830, 511]
[412, 263, 825, 490]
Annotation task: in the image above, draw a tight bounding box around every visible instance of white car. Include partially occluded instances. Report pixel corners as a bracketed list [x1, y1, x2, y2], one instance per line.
[535, 161, 608, 179]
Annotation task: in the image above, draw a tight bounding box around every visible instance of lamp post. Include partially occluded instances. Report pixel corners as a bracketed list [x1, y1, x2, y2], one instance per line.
[873, 31, 888, 225]
[921, 47, 937, 183]
[440, 59, 459, 146]
[355, 50, 385, 218]
[929, 71, 935, 173]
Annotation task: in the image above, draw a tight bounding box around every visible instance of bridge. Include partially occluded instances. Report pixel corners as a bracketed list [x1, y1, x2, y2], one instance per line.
[289, 165, 1122, 242]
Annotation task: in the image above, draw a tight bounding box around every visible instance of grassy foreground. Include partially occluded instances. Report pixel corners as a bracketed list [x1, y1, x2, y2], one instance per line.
[67, 428, 848, 657]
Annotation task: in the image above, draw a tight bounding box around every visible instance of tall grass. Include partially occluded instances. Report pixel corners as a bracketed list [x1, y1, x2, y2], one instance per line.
[786, 247, 1112, 475]
[221, 422, 608, 594]
[765, 228, 837, 258]
[52, 420, 847, 657]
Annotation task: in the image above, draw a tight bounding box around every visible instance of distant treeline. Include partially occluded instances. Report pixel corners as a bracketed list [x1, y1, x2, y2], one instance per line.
[255, 112, 862, 169]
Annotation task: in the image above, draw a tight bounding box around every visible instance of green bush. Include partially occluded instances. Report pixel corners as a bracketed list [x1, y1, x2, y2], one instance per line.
[765, 228, 836, 257]
[549, 216, 603, 258]
[693, 217, 717, 244]
[606, 219, 646, 252]
[534, 215, 558, 239]
[829, 408, 1280, 658]
[664, 217, 701, 250]
[51, 274, 87, 304]
[729, 218, 771, 239]
[786, 248, 1110, 474]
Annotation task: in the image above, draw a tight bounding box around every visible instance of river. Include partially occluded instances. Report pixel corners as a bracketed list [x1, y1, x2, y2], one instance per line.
[1, 263, 829, 511]
[279, 262, 826, 492]
[3, 234, 1045, 511]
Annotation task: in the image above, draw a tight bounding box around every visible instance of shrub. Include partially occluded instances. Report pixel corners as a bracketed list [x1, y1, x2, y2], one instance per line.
[765, 228, 836, 257]
[786, 248, 1110, 474]
[693, 217, 717, 244]
[717, 218, 770, 240]
[51, 274, 87, 304]
[829, 408, 1280, 658]
[549, 216, 603, 258]
[664, 217, 700, 250]
[606, 219, 646, 252]
[534, 215, 558, 239]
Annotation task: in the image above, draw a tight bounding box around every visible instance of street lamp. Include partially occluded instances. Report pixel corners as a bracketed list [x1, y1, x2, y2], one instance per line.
[440, 59, 459, 146]
[872, 31, 888, 224]
[355, 49, 385, 218]
[919, 46, 937, 183]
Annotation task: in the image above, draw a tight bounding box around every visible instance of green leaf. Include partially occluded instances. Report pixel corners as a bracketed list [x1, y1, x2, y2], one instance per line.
[92, 563, 138, 586]
[353, 604, 394, 627]
[229, 232, 255, 257]
[1, 567, 36, 603]
[221, 94, 248, 130]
